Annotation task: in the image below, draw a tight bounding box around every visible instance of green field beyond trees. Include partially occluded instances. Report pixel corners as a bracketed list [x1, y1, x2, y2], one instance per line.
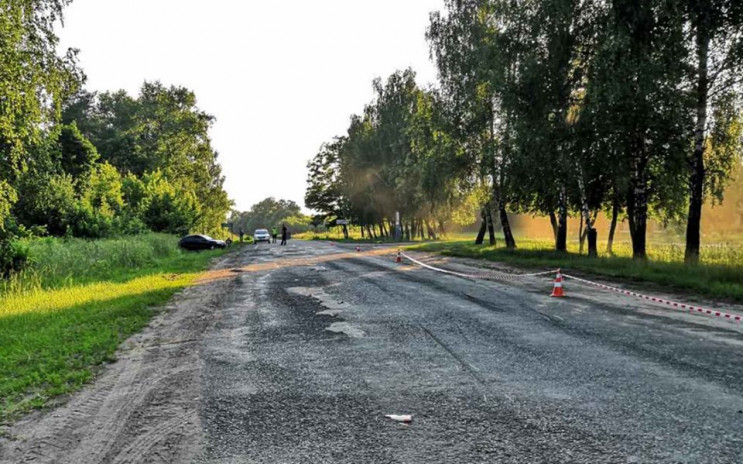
[0, 234, 229, 422]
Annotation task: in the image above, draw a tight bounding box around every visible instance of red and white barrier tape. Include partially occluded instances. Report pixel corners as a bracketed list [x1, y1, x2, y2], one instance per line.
[561, 273, 742, 323]
[400, 252, 556, 281]
[400, 252, 742, 323]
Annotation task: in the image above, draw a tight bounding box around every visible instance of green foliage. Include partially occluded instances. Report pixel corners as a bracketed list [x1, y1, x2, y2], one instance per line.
[0, 0, 228, 256]
[84, 163, 124, 215]
[139, 171, 200, 235]
[53, 122, 99, 187]
[13, 173, 76, 236]
[0, 0, 82, 183]
[62, 82, 232, 234]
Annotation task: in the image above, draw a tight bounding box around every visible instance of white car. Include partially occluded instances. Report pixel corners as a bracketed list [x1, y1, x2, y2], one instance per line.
[253, 229, 271, 244]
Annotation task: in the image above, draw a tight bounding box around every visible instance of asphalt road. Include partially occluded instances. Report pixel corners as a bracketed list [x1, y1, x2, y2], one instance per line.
[2, 240, 742, 463]
[199, 240, 743, 463]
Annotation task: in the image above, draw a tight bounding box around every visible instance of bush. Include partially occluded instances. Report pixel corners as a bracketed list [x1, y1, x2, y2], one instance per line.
[14, 173, 77, 236]
[0, 240, 29, 278]
[68, 202, 114, 239]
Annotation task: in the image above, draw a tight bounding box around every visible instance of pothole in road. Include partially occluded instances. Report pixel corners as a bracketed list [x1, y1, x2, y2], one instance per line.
[325, 322, 365, 338]
[286, 286, 350, 318]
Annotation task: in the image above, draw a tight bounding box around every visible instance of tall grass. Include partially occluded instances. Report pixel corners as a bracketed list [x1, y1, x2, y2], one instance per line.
[11, 234, 181, 291]
[0, 233, 230, 420]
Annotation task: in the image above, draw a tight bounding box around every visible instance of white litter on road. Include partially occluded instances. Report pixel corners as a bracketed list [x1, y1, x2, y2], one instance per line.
[385, 414, 413, 423]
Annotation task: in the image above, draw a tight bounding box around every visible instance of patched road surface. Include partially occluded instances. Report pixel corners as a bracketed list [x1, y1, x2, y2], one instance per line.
[2, 241, 742, 463]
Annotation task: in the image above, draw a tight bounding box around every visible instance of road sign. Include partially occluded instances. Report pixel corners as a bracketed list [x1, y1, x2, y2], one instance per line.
[336, 219, 349, 225]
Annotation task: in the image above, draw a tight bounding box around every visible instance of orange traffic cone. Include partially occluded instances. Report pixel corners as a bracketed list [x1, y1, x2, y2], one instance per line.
[395, 250, 402, 263]
[550, 269, 565, 297]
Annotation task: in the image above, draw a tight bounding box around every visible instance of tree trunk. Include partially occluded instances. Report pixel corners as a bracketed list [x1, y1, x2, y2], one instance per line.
[486, 208, 496, 245]
[556, 187, 568, 251]
[426, 220, 437, 240]
[577, 166, 594, 256]
[404, 222, 411, 241]
[475, 210, 486, 245]
[606, 197, 619, 255]
[419, 219, 425, 240]
[499, 204, 516, 248]
[685, 29, 709, 265]
[342, 224, 349, 239]
[549, 210, 558, 243]
[578, 213, 585, 254]
[360, 224, 365, 239]
[438, 219, 445, 237]
[627, 154, 648, 260]
[587, 228, 598, 258]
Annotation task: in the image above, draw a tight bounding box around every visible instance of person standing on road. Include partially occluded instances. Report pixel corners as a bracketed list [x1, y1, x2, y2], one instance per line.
[281, 224, 288, 246]
[271, 226, 278, 244]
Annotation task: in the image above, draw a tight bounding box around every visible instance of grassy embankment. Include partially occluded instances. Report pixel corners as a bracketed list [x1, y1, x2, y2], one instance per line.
[0, 233, 231, 422]
[408, 238, 743, 303]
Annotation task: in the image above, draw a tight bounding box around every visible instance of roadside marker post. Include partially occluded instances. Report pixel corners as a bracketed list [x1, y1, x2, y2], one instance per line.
[550, 270, 565, 297]
[396, 250, 402, 263]
[356, 246, 361, 252]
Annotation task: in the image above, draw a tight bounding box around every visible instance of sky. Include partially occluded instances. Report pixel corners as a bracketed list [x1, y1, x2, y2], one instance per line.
[56, 0, 445, 212]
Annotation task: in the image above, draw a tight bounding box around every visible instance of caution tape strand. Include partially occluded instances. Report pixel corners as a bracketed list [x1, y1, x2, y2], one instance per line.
[399, 251, 742, 323]
[400, 252, 556, 281]
[561, 273, 742, 323]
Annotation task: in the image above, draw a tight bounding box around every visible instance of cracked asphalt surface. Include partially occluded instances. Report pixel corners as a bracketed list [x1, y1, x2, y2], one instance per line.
[3, 240, 742, 463]
[200, 241, 743, 463]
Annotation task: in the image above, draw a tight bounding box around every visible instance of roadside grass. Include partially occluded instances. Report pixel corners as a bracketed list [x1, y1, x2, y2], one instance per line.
[0, 234, 231, 422]
[409, 239, 743, 303]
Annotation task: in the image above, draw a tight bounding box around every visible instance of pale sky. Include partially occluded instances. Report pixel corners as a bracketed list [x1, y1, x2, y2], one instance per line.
[57, 0, 445, 212]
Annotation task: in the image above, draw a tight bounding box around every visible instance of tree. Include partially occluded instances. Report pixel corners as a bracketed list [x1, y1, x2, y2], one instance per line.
[428, 0, 518, 248]
[0, 0, 82, 235]
[234, 198, 303, 235]
[683, 0, 743, 263]
[582, 0, 689, 259]
[139, 171, 200, 235]
[13, 173, 76, 236]
[53, 122, 99, 191]
[61, 82, 232, 234]
[305, 138, 347, 221]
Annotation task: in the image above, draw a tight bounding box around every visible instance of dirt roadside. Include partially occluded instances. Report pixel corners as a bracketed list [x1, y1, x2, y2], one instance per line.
[0, 250, 244, 464]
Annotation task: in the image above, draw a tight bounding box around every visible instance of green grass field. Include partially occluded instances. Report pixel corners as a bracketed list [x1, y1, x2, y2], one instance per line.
[0, 234, 232, 422]
[409, 238, 743, 303]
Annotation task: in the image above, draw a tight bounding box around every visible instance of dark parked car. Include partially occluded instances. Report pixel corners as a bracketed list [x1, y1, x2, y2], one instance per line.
[178, 234, 227, 251]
